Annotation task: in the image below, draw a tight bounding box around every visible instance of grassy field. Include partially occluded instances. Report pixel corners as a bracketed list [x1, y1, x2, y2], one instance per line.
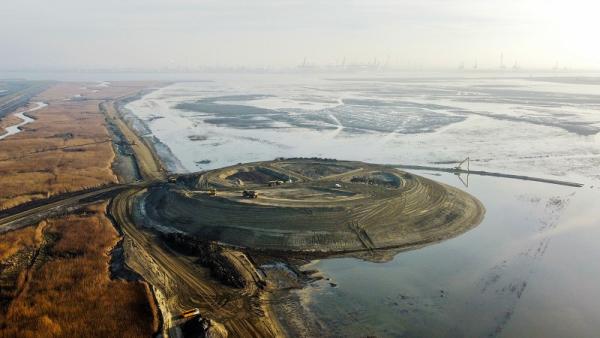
[0, 82, 148, 210]
[0, 202, 158, 337]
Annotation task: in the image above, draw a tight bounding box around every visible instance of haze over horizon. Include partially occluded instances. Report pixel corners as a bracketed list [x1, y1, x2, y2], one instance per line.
[2, 0, 600, 71]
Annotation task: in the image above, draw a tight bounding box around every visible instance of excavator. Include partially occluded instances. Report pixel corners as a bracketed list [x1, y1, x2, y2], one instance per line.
[180, 308, 201, 319]
[242, 190, 259, 198]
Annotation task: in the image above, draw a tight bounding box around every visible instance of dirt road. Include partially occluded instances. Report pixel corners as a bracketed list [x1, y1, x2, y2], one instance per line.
[0, 184, 127, 233]
[101, 95, 284, 337]
[101, 100, 165, 181]
[110, 187, 284, 338]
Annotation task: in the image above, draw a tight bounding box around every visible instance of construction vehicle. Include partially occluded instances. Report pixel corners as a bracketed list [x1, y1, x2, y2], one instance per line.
[242, 190, 259, 198]
[268, 180, 284, 187]
[180, 308, 201, 319]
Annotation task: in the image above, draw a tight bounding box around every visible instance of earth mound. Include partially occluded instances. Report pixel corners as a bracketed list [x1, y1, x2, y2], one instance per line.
[138, 159, 485, 254]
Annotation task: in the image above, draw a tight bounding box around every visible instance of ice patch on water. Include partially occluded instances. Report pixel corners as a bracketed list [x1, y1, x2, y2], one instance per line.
[125, 74, 600, 182]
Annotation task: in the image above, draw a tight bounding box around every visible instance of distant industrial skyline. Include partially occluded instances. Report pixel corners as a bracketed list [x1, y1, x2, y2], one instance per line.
[2, 0, 599, 71]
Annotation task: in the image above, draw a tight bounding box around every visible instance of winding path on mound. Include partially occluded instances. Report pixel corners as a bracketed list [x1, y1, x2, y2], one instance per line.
[138, 159, 486, 255]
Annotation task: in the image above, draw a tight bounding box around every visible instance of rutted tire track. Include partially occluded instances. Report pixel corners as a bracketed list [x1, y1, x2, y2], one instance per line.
[110, 187, 283, 337]
[143, 159, 486, 255]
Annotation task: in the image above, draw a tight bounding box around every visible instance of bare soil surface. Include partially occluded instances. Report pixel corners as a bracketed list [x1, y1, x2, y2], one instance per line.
[103, 99, 165, 181]
[111, 187, 284, 338]
[140, 159, 485, 256]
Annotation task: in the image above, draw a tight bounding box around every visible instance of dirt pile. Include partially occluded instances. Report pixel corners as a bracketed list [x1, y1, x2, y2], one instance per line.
[162, 233, 247, 288]
[138, 159, 485, 255]
[182, 316, 228, 338]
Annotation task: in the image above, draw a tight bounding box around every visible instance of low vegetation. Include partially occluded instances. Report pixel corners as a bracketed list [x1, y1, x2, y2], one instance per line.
[0, 203, 158, 337]
[0, 222, 45, 262]
[0, 114, 22, 131]
[0, 83, 148, 210]
[0, 82, 163, 337]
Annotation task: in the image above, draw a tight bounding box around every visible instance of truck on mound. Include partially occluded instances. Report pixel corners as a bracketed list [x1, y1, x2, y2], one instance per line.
[137, 159, 485, 254]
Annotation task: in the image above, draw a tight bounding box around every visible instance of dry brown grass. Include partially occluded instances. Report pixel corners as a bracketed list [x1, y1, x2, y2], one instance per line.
[0, 82, 161, 336]
[0, 203, 158, 337]
[0, 82, 152, 210]
[0, 114, 22, 131]
[0, 221, 45, 261]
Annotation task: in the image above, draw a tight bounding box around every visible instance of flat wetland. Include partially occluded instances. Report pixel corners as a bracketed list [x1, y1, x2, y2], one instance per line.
[123, 73, 600, 336]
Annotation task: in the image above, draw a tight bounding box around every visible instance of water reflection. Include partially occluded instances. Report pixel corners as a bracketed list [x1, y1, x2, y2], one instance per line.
[293, 172, 597, 337]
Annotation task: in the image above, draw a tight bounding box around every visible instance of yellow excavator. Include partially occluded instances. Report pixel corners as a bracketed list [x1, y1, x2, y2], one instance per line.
[180, 308, 201, 319]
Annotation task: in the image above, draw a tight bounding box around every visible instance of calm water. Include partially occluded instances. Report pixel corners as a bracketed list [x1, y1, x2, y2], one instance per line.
[299, 172, 599, 337]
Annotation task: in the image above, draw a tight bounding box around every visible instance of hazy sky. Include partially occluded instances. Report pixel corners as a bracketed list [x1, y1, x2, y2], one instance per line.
[2, 0, 599, 70]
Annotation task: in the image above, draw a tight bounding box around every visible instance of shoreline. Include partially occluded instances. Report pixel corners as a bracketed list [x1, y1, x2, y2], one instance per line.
[133, 158, 486, 338]
[116, 86, 187, 173]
